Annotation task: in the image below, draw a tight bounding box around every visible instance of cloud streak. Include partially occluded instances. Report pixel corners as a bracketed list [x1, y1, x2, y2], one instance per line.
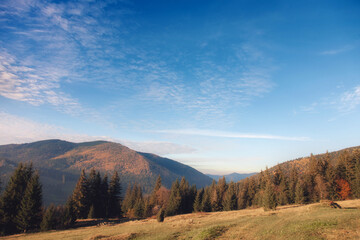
[0, 112, 195, 156]
[154, 129, 310, 141]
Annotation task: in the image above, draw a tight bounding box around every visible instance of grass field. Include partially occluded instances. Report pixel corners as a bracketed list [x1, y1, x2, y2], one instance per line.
[3, 199, 360, 240]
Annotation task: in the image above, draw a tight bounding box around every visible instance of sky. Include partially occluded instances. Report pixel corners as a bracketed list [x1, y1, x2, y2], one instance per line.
[0, 0, 359, 174]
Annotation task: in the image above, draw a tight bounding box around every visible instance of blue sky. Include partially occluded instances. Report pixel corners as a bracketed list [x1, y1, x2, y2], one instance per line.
[0, 0, 359, 174]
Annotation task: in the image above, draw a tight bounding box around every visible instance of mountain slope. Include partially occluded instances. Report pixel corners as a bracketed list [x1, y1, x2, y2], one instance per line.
[0, 140, 212, 205]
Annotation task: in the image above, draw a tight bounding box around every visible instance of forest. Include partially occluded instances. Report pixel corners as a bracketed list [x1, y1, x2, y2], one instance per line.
[0, 149, 359, 236]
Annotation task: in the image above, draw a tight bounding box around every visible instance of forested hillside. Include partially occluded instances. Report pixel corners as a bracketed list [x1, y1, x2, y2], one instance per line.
[0, 140, 212, 205]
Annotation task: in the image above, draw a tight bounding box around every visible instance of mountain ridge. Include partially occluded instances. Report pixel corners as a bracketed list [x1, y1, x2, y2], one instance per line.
[0, 139, 212, 205]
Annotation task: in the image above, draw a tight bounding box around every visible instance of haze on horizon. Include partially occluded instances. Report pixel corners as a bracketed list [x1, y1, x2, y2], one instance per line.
[0, 0, 359, 175]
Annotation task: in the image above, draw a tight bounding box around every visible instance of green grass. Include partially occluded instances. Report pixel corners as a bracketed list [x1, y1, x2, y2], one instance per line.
[2, 200, 360, 240]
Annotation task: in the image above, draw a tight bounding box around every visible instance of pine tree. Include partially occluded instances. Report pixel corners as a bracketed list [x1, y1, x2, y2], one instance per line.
[0, 163, 34, 235]
[62, 197, 77, 228]
[72, 169, 89, 219]
[133, 198, 144, 218]
[151, 175, 162, 203]
[100, 174, 109, 218]
[166, 179, 181, 216]
[295, 181, 305, 204]
[201, 189, 211, 212]
[223, 182, 237, 211]
[217, 177, 227, 210]
[288, 165, 298, 203]
[237, 181, 249, 209]
[88, 169, 102, 218]
[16, 172, 43, 232]
[179, 177, 191, 213]
[40, 205, 57, 231]
[263, 179, 277, 211]
[121, 184, 133, 215]
[108, 171, 122, 218]
[193, 189, 204, 212]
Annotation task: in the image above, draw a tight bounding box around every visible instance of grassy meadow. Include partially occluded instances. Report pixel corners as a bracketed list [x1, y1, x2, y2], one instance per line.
[3, 199, 360, 240]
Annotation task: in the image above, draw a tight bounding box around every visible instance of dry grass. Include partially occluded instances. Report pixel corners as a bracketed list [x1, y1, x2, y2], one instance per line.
[3, 199, 360, 240]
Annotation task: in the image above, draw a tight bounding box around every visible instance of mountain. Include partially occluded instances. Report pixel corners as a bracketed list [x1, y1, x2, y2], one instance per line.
[0, 139, 212, 205]
[207, 172, 257, 182]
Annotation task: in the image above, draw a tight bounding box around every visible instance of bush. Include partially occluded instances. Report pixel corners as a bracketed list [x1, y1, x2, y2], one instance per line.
[157, 208, 165, 222]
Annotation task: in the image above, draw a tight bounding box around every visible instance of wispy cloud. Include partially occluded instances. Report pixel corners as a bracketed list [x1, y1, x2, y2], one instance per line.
[154, 129, 310, 141]
[0, 112, 195, 155]
[296, 85, 360, 116]
[320, 45, 354, 55]
[338, 85, 360, 112]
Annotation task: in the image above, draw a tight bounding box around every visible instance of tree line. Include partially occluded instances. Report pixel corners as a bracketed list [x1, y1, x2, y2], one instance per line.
[0, 164, 121, 235]
[0, 149, 359, 236]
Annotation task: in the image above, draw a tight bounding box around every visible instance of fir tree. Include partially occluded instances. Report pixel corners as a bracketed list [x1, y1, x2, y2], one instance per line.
[288, 165, 298, 203]
[108, 171, 122, 218]
[223, 182, 237, 211]
[62, 198, 77, 228]
[150, 175, 162, 208]
[166, 179, 181, 216]
[100, 174, 109, 218]
[72, 169, 89, 219]
[16, 172, 43, 232]
[295, 181, 305, 204]
[263, 180, 277, 211]
[133, 198, 144, 218]
[193, 188, 204, 212]
[88, 169, 102, 218]
[0, 163, 34, 235]
[40, 205, 57, 231]
[237, 181, 249, 209]
[201, 189, 211, 212]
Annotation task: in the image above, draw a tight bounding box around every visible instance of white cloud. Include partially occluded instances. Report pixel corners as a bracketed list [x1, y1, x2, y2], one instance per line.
[0, 112, 195, 156]
[339, 86, 360, 112]
[154, 129, 310, 141]
[320, 45, 353, 55]
[0, 51, 84, 114]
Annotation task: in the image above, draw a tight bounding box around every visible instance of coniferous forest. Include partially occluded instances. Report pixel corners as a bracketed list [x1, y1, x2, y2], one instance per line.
[0, 149, 359, 236]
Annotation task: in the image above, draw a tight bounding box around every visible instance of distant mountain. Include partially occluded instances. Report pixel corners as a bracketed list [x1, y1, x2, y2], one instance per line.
[207, 172, 257, 182]
[0, 139, 212, 205]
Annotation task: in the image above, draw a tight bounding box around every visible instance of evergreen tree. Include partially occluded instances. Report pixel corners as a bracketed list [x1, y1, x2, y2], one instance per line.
[16, 172, 43, 232]
[295, 181, 306, 204]
[262, 179, 277, 211]
[108, 171, 122, 218]
[288, 165, 298, 203]
[217, 177, 227, 210]
[0, 163, 34, 235]
[88, 169, 102, 218]
[133, 198, 144, 218]
[237, 181, 249, 209]
[40, 205, 57, 231]
[247, 178, 257, 207]
[100, 174, 109, 218]
[121, 184, 133, 215]
[62, 198, 77, 228]
[193, 189, 204, 212]
[166, 179, 181, 216]
[201, 189, 211, 212]
[71, 169, 89, 219]
[151, 175, 162, 204]
[223, 182, 237, 211]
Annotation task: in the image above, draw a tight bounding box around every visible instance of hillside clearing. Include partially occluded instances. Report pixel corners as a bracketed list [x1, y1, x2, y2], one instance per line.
[3, 199, 360, 240]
